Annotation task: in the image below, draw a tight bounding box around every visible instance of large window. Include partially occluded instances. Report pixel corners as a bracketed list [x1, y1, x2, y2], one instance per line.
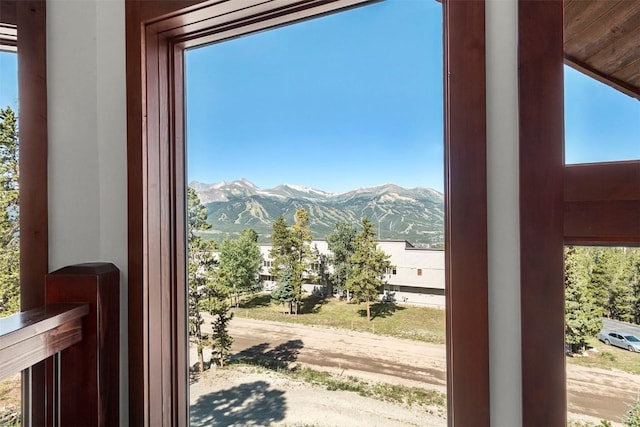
[0, 1, 48, 424]
[128, 0, 488, 424]
[184, 2, 447, 424]
[0, 28, 19, 319]
[0, 33, 20, 425]
[563, 14, 640, 423]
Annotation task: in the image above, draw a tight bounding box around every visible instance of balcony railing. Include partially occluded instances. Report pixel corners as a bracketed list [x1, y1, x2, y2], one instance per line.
[0, 263, 119, 426]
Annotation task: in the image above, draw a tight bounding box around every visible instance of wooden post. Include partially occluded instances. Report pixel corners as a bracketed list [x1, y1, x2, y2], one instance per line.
[46, 263, 120, 426]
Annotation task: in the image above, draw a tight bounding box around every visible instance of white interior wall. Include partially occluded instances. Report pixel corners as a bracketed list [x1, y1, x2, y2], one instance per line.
[47, 0, 128, 424]
[486, 0, 522, 425]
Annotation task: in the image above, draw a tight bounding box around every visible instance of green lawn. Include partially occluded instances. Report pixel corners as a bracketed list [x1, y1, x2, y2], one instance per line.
[231, 293, 446, 344]
[567, 337, 640, 375]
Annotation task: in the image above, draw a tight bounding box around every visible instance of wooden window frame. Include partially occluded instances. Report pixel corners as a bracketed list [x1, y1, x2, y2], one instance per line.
[0, 0, 48, 318]
[518, 1, 640, 426]
[126, 0, 489, 425]
[0, 1, 48, 424]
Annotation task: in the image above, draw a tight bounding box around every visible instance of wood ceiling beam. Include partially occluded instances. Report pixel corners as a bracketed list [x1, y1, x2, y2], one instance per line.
[564, 161, 640, 245]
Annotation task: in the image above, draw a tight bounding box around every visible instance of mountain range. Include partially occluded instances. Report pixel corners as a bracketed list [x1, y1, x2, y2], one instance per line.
[191, 179, 444, 247]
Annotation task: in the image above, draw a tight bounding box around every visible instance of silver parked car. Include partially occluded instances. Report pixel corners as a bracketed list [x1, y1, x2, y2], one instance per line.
[598, 330, 640, 352]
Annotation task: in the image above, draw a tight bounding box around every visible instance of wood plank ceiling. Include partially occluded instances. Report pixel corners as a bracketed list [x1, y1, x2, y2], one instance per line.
[564, 0, 640, 100]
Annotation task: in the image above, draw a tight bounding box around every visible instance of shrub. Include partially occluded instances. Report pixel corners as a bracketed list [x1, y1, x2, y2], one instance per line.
[624, 400, 640, 426]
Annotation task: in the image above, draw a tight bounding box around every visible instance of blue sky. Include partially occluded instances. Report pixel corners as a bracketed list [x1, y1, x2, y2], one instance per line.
[0, 51, 18, 111]
[185, 0, 444, 193]
[1, 1, 638, 193]
[564, 65, 640, 164]
[185, 0, 639, 193]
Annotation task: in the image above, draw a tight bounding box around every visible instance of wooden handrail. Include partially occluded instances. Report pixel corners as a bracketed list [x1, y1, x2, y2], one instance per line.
[0, 303, 89, 381]
[0, 262, 119, 426]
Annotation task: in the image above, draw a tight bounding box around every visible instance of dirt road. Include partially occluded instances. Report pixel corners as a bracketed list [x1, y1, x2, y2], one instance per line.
[568, 363, 640, 423]
[190, 367, 446, 426]
[227, 316, 447, 393]
[198, 315, 640, 424]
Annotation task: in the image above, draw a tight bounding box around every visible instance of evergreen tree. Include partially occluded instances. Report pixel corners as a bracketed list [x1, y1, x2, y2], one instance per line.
[270, 214, 293, 261]
[608, 248, 635, 323]
[346, 218, 392, 321]
[326, 221, 357, 298]
[564, 247, 640, 327]
[187, 187, 217, 372]
[269, 209, 313, 314]
[289, 208, 313, 313]
[565, 246, 603, 352]
[270, 215, 291, 286]
[209, 289, 233, 367]
[215, 228, 263, 307]
[582, 247, 640, 323]
[187, 186, 209, 233]
[271, 264, 295, 314]
[589, 248, 614, 318]
[630, 250, 640, 324]
[312, 248, 330, 296]
[0, 107, 19, 318]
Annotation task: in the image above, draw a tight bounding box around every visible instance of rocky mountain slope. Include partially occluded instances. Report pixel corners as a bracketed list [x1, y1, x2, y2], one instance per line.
[191, 179, 444, 247]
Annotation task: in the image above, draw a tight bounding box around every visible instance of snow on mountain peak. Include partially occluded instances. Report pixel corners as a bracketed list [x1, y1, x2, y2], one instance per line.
[281, 183, 331, 196]
[190, 180, 442, 203]
[235, 178, 258, 189]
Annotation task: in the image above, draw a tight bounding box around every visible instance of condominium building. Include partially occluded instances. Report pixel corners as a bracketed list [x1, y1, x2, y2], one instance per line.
[258, 239, 445, 308]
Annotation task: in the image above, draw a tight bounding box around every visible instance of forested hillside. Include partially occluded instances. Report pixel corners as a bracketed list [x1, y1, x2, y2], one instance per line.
[191, 180, 444, 247]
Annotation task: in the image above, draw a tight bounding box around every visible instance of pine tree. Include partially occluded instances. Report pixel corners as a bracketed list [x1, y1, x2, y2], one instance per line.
[289, 209, 313, 313]
[0, 107, 19, 318]
[209, 294, 233, 367]
[270, 215, 293, 262]
[346, 218, 392, 321]
[608, 248, 636, 322]
[327, 221, 357, 298]
[630, 250, 640, 324]
[187, 187, 216, 372]
[271, 264, 295, 314]
[589, 248, 614, 317]
[312, 248, 330, 296]
[565, 246, 603, 352]
[582, 247, 640, 323]
[269, 209, 313, 314]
